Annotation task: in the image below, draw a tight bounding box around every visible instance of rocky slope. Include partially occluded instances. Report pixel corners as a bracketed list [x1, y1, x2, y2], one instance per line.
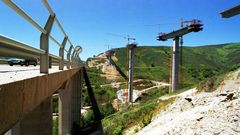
[87, 53, 120, 80]
[137, 69, 240, 135]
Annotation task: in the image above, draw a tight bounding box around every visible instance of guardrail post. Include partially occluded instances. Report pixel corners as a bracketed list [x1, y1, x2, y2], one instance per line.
[59, 36, 68, 70]
[76, 53, 80, 66]
[49, 56, 52, 69]
[40, 14, 55, 73]
[71, 49, 76, 68]
[67, 46, 73, 69]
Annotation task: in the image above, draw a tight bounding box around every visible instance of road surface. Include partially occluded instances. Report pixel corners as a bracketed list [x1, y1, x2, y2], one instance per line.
[0, 65, 66, 85]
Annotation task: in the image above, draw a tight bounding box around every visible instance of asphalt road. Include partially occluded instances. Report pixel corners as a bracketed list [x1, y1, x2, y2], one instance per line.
[0, 64, 61, 85]
[0, 64, 40, 73]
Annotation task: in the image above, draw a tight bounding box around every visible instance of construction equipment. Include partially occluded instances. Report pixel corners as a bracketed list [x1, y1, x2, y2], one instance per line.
[107, 33, 136, 44]
[145, 22, 179, 32]
[157, 19, 203, 41]
[221, 5, 240, 18]
[156, 19, 203, 92]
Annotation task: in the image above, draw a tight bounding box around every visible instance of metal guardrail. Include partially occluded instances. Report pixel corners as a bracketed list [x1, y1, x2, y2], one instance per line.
[1, 0, 83, 73]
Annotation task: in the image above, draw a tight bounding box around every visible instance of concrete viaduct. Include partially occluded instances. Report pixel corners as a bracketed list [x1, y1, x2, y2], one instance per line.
[1, 66, 83, 135]
[0, 0, 85, 134]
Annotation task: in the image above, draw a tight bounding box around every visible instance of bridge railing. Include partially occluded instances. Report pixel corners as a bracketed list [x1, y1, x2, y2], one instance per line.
[1, 0, 83, 73]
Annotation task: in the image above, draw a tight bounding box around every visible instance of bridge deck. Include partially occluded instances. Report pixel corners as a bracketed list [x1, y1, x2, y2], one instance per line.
[0, 65, 66, 85]
[0, 65, 81, 134]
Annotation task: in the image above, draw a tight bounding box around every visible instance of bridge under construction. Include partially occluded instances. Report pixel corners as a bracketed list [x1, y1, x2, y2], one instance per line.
[0, 0, 239, 135]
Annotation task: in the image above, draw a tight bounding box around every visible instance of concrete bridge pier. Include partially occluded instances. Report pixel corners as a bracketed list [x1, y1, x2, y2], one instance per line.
[59, 69, 83, 135]
[127, 44, 137, 103]
[8, 97, 52, 135]
[171, 37, 180, 92]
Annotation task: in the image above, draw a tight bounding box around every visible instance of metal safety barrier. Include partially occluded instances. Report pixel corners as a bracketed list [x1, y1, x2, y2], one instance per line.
[1, 0, 83, 73]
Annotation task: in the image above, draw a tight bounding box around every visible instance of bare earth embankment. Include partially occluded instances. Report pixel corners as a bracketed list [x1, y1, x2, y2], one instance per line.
[137, 69, 240, 135]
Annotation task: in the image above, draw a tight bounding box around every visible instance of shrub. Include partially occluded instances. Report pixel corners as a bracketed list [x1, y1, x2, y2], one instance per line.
[80, 110, 95, 127]
[197, 75, 224, 92]
[102, 97, 175, 134]
[113, 125, 124, 135]
[100, 103, 116, 118]
[229, 63, 240, 72]
[134, 128, 139, 133]
[142, 112, 153, 126]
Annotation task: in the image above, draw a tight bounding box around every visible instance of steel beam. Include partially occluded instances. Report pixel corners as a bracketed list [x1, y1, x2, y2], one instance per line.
[40, 14, 55, 73]
[0, 35, 45, 54]
[42, 0, 67, 37]
[41, 0, 55, 16]
[2, 0, 47, 34]
[49, 35, 61, 47]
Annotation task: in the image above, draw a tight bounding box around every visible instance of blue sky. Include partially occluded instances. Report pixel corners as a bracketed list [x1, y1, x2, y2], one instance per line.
[0, 0, 240, 60]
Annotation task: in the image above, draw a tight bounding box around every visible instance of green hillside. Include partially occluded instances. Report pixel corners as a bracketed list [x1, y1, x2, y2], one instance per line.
[114, 43, 240, 88]
[83, 43, 240, 134]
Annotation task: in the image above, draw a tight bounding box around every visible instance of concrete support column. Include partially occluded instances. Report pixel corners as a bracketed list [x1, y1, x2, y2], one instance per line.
[71, 70, 82, 127]
[172, 37, 180, 92]
[106, 51, 112, 65]
[9, 97, 52, 135]
[59, 70, 82, 135]
[127, 44, 137, 103]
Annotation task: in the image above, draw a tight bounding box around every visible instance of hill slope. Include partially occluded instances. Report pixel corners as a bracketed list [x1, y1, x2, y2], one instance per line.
[137, 68, 240, 135]
[84, 43, 240, 134]
[113, 43, 240, 87]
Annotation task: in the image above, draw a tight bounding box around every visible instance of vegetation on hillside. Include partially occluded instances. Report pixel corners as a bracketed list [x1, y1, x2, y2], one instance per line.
[114, 43, 240, 87]
[102, 87, 172, 135]
[81, 43, 240, 133]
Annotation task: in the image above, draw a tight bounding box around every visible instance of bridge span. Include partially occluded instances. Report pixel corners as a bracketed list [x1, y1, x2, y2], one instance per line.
[0, 0, 89, 134]
[1, 66, 83, 135]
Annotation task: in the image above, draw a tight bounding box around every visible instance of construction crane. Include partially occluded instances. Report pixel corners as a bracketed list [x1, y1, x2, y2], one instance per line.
[145, 22, 179, 32]
[156, 19, 203, 93]
[107, 33, 136, 44]
[107, 32, 137, 103]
